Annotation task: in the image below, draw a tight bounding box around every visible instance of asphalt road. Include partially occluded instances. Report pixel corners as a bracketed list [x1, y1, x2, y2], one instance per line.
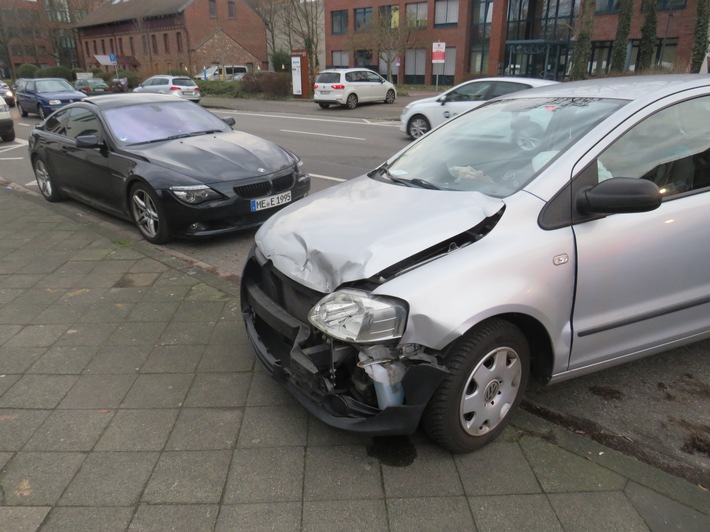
[1, 98, 708, 486]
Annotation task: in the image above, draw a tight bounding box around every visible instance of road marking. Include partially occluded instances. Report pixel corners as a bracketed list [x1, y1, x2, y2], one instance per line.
[310, 173, 346, 182]
[280, 129, 365, 141]
[218, 110, 400, 127]
[0, 157, 23, 160]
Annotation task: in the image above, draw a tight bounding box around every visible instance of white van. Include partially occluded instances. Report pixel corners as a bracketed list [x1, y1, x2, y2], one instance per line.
[195, 65, 248, 81]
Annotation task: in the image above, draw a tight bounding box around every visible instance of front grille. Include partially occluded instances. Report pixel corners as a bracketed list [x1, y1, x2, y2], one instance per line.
[234, 171, 296, 199]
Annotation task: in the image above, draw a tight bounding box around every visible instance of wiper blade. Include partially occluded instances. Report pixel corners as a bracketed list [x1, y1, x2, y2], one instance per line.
[408, 178, 440, 190]
[372, 165, 440, 189]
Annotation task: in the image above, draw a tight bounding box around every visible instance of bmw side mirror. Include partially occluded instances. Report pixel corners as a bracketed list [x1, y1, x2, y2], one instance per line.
[75, 134, 100, 148]
[222, 116, 236, 127]
[576, 177, 662, 215]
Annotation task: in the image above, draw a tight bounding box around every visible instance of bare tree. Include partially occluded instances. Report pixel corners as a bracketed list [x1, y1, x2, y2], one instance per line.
[569, 0, 595, 80]
[282, 0, 323, 83]
[247, 0, 290, 68]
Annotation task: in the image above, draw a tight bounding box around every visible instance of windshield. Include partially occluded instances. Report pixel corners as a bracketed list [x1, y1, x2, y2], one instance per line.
[104, 100, 228, 145]
[384, 97, 626, 197]
[36, 79, 75, 92]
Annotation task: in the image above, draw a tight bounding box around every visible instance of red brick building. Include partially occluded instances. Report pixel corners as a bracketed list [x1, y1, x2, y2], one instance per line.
[75, 0, 268, 77]
[323, 0, 703, 85]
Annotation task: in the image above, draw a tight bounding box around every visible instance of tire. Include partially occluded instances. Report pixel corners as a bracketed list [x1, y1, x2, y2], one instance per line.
[129, 183, 171, 244]
[407, 115, 431, 139]
[318, 103, 330, 109]
[38, 105, 46, 120]
[345, 93, 358, 109]
[2, 130, 15, 142]
[385, 89, 396, 104]
[19, 102, 28, 117]
[422, 319, 530, 453]
[33, 158, 62, 202]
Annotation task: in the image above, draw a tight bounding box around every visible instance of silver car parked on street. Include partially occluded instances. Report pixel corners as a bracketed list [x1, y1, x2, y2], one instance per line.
[242, 75, 710, 453]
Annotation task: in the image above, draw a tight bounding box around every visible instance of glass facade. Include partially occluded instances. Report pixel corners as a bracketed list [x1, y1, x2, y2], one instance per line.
[470, 0, 493, 74]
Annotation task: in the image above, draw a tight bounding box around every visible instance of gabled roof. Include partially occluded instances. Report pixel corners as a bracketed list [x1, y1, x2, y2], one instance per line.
[76, 0, 195, 28]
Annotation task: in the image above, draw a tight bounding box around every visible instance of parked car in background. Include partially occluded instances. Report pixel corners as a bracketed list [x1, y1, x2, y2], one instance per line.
[400, 76, 558, 139]
[0, 100, 15, 142]
[242, 75, 710, 454]
[314, 68, 396, 109]
[195, 64, 248, 81]
[1, 81, 15, 107]
[28, 94, 310, 244]
[74, 78, 111, 96]
[133, 75, 201, 102]
[15, 78, 85, 119]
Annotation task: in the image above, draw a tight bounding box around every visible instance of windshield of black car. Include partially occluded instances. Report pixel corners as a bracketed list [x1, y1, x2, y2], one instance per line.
[382, 97, 626, 197]
[36, 79, 75, 92]
[103, 101, 228, 145]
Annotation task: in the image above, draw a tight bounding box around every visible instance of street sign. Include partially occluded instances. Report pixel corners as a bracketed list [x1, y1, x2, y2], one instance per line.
[432, 42, 445, 64]
[109, 53, 116, 64]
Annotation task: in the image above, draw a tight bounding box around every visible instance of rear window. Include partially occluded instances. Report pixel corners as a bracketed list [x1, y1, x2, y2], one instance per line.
[172, 77, 197, 87]
[316, 72, 341, 84]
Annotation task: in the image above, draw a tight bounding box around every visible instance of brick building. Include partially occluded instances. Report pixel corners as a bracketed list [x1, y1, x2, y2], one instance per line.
[75, 0, 268, 78]
[323, 0, 704, 85]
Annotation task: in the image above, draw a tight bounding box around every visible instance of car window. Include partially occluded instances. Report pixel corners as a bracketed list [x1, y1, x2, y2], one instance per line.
[172, 77, 197, 87]
[316, 72, 341, 84]
[489, 82, 530, 99]
[35, 79, 74, 92]
[156, 78, 169, 86]
[66, 108, 102, 139]
[43, 108, 70, 135]
[365, 72, 382, 83]
[596, 96, 710, 198]
[453, 82, 491, 102]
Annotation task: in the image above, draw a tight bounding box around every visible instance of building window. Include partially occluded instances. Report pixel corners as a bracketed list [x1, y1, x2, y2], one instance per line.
[110, 38, 115, 53]
[142, 35, 148, 55]
[657, 0, 686, 9]
[84, 42, 90, 57]
[379, 5, 400, 28]
[404, 48, 426, 84]
[119, 37, 124, 55]
[332, 50, 348, 67]
[101, 39, 106, 54]
[176, 32, 183, 52]
[332, 10, 348, 34]
[354, 49, 373, 67]
[209, 0, 217, 18]
[151, 34, 158, 55]
[93, 40, 97, 54]
[595, 0, 619, 13]
[163, 33, 170, 54]
[470, 0, 493, 74]
[129, 36, 135, 56]
[406, 2, 428, 29]
[228, 1, 236, 19]
[355, 7, 373, 32]
[435, 0, 459, 25]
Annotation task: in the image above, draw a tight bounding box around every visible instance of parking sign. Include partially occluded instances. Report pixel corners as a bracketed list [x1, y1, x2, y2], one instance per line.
[432, 42, 445, 64]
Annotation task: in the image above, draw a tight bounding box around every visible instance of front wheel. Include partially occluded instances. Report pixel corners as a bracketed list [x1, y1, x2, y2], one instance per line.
[407, 115, 430, 139]
[130, 183, 170, 244]
[1, 131, 15, 142]
[318, 103, 330, 109]
[19, 102, 28, 117]
[33, 158, 62, 202]
[38, 105, 46, 120]
[345, 93, 358, 109]
[385, 89, 396, 104]
[422, 319, 530, 453]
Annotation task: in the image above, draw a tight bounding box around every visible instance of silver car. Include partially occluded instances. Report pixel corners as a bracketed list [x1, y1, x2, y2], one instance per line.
[133, 74, 201, 102]
[241, 75, 710, 453]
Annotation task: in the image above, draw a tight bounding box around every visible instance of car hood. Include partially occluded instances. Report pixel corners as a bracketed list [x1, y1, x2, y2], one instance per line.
[129, 131, 295, 182]
[39, 90, 85, 101]
[256, 175, 505, 292]
[408, 95, 441, 108]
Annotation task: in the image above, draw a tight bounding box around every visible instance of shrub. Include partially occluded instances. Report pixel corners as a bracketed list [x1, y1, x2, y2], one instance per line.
[257, 72, 291, 97]
[195, 80, 243, 98]
[16, 63, 39, 79]
[37, 66, 73, 81]
[271, 50, 292, 72]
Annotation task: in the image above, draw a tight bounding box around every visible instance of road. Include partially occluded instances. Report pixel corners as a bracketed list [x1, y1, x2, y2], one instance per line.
[1, 101, 708, 486]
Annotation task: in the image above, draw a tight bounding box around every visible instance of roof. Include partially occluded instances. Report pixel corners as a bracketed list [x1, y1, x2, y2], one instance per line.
[82, 93, 193, 110]
[76, 0, 194, 28]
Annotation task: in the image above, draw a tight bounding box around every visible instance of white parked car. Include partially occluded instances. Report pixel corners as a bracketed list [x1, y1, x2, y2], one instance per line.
[314, 68, 396, 109]
[400, 76, 557, 139]
[133, 75, 201, 103]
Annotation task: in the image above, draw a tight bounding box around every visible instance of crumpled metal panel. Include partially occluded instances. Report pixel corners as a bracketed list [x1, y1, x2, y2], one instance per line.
[255, 176, 504, 292]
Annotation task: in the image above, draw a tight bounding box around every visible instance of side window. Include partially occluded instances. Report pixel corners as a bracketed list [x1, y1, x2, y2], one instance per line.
[597, 96, 710, 198]
[44, 109, 70, 135]
[489, 82, 528, 99]
[345, 72, 355, 82]
[158, 78, 169, 86]
[454, 81, 491, 102]
[66, 108, 101, 139]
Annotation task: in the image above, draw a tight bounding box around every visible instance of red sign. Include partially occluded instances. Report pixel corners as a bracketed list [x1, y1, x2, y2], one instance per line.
[432, 42, 446, 64]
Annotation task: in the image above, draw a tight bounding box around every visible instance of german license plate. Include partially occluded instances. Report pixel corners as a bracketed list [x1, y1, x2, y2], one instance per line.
[95, 88, 104, 92]
[251, 191, 291, 212]
[319, 90, 330, 95]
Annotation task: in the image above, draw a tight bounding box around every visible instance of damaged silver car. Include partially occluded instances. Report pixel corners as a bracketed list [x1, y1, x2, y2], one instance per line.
[241, 75, 710, 452]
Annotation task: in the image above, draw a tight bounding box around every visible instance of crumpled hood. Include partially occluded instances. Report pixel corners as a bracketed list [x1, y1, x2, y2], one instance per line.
[256, 176, 504, 292]
[131, 131, 295, 183]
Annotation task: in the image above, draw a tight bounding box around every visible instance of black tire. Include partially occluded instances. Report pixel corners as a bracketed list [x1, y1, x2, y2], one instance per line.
[422, 319, 530, 453]
[385, 89, 396, 104]
[407, 115, 431, 139]
[318, 103, 330, 109]
[19, 102, 28, 117]
[129, 183, 171, 244]
[1, 130, 15, 142]
[345, 93, 358, 110]
[33, 157, 63, 202]
[38, 105, 46, 120]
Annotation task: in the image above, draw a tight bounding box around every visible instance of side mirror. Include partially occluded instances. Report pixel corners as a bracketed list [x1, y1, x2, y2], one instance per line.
[222, 116, 236, 127]
[75, 134, 100, 148]
[576, 177, 662, 215]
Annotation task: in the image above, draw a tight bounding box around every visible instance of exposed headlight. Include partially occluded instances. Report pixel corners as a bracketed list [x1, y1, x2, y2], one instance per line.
[4, 90, 12, 98]
[169, 184, 222, 204]
[48, 99, 61, 105]
[308, 289, 407, 343]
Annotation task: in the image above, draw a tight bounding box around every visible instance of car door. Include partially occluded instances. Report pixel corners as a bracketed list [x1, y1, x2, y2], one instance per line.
[437, 81, 494, 127]
[569, 93, 710, 371]
[346, 71, 368, 101]
[17, 79, 36, 111]
[365, 71, 386, 101]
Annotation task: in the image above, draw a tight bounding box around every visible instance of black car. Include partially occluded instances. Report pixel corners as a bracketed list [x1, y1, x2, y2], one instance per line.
[29, 93, 310, 243]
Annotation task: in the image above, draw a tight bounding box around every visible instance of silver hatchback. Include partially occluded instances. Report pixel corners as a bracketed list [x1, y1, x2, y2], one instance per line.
[133, 74, 201, 102]
[242, 75, 710, 453]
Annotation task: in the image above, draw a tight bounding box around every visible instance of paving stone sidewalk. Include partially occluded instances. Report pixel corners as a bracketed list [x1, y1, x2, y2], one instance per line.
[0, 181, 708, 531]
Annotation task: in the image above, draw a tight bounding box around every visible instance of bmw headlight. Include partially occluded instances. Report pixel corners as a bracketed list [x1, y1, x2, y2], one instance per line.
[169, 184, 222, 204]
[308, 289, 407, 343]
[48, 99, 61, 105]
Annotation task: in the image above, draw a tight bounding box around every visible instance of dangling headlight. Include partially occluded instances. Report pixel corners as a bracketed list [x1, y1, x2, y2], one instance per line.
[308, 289, 407, 343]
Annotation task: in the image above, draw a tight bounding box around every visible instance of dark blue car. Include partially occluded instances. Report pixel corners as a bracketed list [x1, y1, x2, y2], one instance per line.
[15, 78, 85, 119]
